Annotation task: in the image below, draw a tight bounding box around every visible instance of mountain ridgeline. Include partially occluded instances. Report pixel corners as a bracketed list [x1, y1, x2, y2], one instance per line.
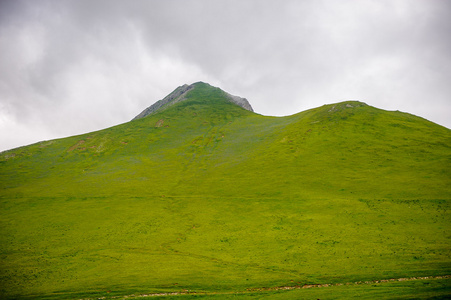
[0, 82, 450, 299]
[132, 82, 253, 120]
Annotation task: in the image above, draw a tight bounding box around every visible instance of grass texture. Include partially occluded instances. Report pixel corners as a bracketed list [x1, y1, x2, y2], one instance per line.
[1, 82, 450, 299]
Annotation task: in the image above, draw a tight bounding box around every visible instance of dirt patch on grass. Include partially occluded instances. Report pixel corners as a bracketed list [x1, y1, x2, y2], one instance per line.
[68, 140, 85, 152]
[155, 119, 164, 127]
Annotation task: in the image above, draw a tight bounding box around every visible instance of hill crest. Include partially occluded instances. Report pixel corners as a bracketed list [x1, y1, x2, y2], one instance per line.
[132, 82, 253, 120]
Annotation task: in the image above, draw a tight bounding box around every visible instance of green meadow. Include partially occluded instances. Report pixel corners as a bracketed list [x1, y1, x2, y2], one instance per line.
[1, 83, 450, 299]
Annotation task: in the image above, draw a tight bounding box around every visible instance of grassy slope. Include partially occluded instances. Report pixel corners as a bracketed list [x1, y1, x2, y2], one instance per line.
[149, 277, 451, 300]
[1, 82, 450, 299]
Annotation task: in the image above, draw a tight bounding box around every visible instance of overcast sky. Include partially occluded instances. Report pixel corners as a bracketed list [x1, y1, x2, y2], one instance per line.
[1, 0, 450, 151]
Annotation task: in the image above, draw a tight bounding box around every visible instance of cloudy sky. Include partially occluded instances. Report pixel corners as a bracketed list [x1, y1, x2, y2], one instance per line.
[1, 0, 450, 151]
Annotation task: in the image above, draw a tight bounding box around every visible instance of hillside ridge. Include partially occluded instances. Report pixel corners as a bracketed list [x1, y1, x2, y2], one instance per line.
[132, 82, 253, 120]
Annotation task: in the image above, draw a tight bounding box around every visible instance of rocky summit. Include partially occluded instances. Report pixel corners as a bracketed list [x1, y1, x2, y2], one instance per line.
[132, 82, 253, 120]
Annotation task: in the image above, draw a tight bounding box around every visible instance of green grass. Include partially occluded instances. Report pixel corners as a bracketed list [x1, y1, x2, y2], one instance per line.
[161, 277, 451, 299]
[1, 82, 450, 299]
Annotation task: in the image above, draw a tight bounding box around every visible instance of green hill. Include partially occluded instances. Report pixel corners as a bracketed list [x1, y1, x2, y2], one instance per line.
[1, 82, 450, 299]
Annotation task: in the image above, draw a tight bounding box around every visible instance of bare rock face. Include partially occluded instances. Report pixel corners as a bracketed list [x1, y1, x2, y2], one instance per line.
[223, 91, 254, 112]
[132, 82, 253, 120]
[132, 84, 194, 120]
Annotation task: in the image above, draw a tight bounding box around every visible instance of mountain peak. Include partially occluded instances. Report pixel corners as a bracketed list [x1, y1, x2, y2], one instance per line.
[132, 82, 253, 120]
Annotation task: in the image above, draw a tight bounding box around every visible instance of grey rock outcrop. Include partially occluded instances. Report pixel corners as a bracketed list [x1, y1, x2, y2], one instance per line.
[132, 82, 253, 120]
[132, 84, 194, 120]
[223, 91, 254, 112]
